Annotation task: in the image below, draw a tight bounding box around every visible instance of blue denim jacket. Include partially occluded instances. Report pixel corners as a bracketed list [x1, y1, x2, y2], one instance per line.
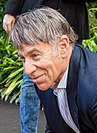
[20, 73, 40, 133]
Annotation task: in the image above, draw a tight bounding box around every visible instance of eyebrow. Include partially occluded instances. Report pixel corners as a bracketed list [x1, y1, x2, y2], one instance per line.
[18, 48, 41, 57]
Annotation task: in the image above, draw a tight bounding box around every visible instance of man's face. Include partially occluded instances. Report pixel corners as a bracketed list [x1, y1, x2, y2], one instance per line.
[18, 41, 68, 91]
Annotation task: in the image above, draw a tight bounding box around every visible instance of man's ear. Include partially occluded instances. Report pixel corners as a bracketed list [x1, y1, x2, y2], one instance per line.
[58, 35, 70, 58]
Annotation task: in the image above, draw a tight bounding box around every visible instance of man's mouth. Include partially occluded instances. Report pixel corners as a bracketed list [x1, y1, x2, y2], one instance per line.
[32, 74, 46, 84]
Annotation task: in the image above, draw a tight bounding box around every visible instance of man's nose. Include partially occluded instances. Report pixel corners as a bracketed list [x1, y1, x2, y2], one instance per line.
[24, 60, 36, 76]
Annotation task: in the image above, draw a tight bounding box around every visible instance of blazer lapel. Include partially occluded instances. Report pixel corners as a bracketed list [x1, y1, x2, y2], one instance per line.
[66, 45, 81, 130]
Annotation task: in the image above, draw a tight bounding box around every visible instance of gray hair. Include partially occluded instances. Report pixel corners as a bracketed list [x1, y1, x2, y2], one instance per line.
[10, 6, 78, 49]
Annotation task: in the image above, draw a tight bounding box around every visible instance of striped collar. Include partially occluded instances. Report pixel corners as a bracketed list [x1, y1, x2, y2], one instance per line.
[57, 65, 69, 89]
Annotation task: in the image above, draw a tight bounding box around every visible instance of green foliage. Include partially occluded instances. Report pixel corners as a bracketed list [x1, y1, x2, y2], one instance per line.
[0, 1, 24, 104]
[0, 35, 23, 104]
[0, 0, 7, 36]
[87, 2, 97, 36]
[82, 33, 97, 52]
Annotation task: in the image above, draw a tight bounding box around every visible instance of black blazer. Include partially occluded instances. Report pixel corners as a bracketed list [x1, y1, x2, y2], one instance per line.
[4, 0, 96, 41]
[36, 44, 97, 133]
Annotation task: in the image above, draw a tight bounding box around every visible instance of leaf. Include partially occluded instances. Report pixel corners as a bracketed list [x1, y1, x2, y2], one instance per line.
[10, 91, 20, 103]
[3, 79, 22, 96]
[8, 67, 24, 79]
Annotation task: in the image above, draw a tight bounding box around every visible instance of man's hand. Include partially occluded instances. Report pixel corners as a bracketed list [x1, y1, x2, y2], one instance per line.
[3, 14, 15, 33]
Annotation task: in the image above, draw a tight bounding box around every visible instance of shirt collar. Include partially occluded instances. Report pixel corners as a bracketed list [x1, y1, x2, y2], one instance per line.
[57, 65, 69, 89]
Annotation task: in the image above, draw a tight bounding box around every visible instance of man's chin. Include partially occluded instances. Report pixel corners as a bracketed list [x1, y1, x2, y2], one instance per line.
[36, 83, 50, 91]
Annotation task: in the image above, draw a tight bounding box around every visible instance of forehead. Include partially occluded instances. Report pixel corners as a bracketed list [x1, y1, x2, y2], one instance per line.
[18, 42, 52, 56]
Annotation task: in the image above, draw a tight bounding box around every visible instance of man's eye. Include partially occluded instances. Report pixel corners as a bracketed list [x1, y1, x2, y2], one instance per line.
[32, 54, 40, 59]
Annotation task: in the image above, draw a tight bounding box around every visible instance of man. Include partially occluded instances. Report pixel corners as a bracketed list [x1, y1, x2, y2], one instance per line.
[3, 1, 96, 133]
[10, 7, 97, 133]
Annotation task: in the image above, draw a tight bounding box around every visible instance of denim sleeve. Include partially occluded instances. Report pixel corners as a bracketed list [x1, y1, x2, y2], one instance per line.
[20, 72, 40, 133]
